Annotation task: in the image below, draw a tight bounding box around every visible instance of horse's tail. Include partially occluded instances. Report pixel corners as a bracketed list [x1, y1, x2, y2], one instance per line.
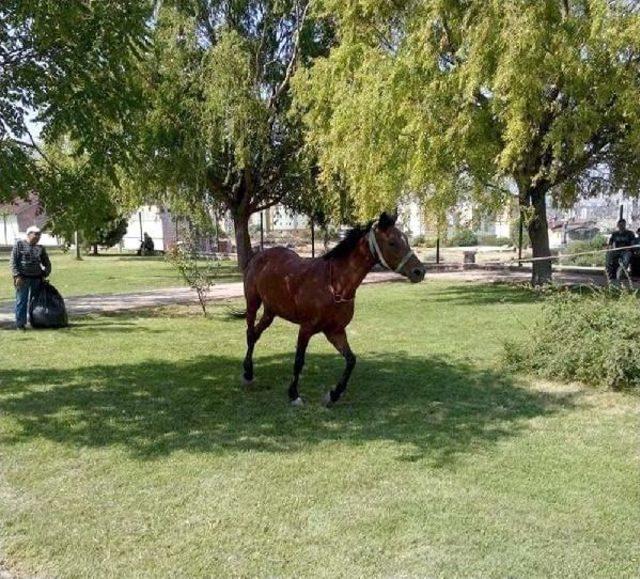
[228, 248, 261, 319]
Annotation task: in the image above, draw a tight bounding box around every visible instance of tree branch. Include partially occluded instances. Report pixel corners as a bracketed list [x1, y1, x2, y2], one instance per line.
[255, 3, 272, 82]
[253, 197, 285, 213]
[268, 1, 310, 112]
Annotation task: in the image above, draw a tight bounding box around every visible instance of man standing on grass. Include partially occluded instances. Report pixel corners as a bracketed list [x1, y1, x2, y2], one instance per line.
[606, 219, 636, 284]
[10, 226, 52, 330]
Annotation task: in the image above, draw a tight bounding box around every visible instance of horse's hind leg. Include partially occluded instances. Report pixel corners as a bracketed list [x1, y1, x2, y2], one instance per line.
[288, 326, 313, 406]
[243, 301, 275, 384]
[242, 295, 261, 384]
[323, 330, 356, 406]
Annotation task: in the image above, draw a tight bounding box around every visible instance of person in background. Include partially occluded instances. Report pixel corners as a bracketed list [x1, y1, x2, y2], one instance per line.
[606, 219, 636, 284]
[10, 225, 52, 330]
[138, 232, 155, 256]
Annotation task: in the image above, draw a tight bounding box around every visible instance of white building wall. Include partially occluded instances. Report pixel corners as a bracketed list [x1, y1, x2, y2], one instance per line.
[0, 215, 59, 247]
[268, 205, 309, 230]
[1, 215, 21, 246]
[122, 206, 167, 251]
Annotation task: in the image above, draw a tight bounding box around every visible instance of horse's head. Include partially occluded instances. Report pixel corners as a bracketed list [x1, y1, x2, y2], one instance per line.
[368, 211, 426, 283]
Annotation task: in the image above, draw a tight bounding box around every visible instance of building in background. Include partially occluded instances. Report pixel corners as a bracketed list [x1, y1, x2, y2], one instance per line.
[547, 192, 640, 248]
[0, 197, 60, 247]
[121, 205, 177, 252]
[394, 196, 517, 241]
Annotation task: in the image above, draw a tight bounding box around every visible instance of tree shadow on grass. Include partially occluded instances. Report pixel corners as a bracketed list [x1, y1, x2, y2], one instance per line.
[426, 282, 542, 306]
[0, 353, 577, 466]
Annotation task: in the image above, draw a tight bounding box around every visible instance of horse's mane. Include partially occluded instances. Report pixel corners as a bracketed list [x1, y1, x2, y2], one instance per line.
[322, 221, 374, 261]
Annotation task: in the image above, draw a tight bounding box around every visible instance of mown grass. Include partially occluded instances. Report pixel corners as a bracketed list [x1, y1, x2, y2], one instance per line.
[0, 252, 241, 302]
[1, 281, 638, 577]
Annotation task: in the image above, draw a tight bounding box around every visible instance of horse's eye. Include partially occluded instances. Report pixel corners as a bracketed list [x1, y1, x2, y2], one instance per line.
[389, 241, 396, 247]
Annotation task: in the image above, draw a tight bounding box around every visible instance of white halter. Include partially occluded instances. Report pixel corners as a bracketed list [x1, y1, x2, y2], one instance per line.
[367, 225, 416, 274]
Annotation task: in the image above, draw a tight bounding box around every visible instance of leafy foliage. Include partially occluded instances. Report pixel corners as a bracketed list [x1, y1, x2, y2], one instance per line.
[510, 218, 531, 249]
[38, 140, 135, 248]
[131, 2, 331, 268]
[295, 0, 640, 281]
[88, 217, 129, 250]
[562, 234, 608, 267]
[504, 289, 640, 390]
[166, 234, 220, 316]
[477, 235, 512, 247]
[0, 1, 152, 200]
[447, 229, 478, 247]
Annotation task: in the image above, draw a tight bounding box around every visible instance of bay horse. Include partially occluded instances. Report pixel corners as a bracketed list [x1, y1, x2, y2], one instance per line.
[242, 211, 426, 406]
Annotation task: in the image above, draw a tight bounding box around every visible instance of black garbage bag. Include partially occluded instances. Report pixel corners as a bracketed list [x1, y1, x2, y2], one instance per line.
[29, 280, 69, 329]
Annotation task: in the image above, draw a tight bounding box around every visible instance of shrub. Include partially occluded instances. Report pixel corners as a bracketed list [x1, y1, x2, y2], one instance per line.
[447, 229, 478, 247]
[424, 236, 441, 247]
[166, 235, 220, 316]
[503, 289, 640, 390]
[477, 235, 512, 246]
[509, 219, 530, 248]
[410, 235, 440, 247]
[561, 234, 607, 267]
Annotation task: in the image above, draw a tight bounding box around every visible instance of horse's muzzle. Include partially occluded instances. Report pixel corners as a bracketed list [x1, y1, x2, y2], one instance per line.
[409, 266, 426, 283]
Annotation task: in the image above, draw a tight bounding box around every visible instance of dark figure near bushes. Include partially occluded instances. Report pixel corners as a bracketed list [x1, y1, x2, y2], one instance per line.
[137, 233, 155, 256]
[606, 219, 636, 283]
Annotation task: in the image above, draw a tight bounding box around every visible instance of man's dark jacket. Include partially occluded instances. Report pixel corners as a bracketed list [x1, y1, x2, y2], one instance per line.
[10, 239, 52, 278]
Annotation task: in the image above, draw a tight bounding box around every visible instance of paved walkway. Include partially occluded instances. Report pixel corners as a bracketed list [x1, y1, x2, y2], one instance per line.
[0, 268, 608, 329]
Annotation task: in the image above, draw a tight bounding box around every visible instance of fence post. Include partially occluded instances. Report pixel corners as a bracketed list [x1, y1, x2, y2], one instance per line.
[260, 211, 264, 250]
[311, 216, 315, 258]
[518, 212, 524, 267]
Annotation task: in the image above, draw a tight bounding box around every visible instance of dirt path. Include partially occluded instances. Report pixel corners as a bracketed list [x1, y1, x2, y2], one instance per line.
[0, 268, 608, 329]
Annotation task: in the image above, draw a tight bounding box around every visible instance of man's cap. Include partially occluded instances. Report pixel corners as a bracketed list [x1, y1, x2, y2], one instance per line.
[26, 226, 41, 234]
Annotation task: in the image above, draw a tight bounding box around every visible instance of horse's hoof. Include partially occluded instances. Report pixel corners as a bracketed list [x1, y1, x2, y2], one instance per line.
[241, 375, 254, 386]
[290, 397, 304, 407]
[323, 391, 335, 407]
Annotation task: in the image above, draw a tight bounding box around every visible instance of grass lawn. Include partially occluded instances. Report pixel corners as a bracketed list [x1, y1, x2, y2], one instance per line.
[1, 281, 638, 577]
[0, 251, 241, 302]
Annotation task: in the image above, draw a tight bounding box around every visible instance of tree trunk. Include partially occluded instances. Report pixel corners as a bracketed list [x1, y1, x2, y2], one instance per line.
[527, 188, 552, 285]
[74, 231, 82, 260]
[92, 244, 98, 256]
[233, 210, 253, 272]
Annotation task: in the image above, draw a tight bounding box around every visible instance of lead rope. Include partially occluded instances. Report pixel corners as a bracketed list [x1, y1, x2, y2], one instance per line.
[511, 244, 640, 263]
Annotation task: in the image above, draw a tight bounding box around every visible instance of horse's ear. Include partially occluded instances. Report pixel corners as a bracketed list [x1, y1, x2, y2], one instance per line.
[378, 211, 397, 231]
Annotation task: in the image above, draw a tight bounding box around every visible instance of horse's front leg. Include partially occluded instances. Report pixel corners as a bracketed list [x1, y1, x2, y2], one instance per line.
[288, 326, 313, 406]
[323, 330, 356, 406]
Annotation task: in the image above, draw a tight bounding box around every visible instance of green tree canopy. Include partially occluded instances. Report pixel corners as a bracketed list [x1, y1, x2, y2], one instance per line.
[0, 1, 153, 200]
[295, 0, 640, 283]
[130, 1, 333, 269]
[39, 139, 136, 251]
